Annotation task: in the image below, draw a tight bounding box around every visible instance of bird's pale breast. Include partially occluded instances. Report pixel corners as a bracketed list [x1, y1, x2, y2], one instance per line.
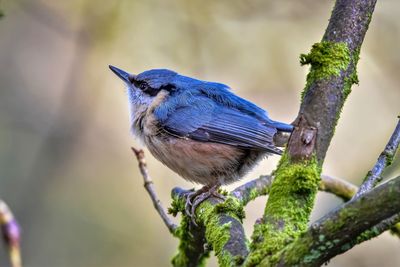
[145, 135, 265, 185]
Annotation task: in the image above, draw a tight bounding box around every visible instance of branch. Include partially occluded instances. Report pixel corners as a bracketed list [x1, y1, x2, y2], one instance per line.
[0, 200, 22, 267]
[319, 175, 357, 201]
[169, 189, 209, 267]
[273, 132, 291, 147]
[231, 175, 273, 206]
[276, 176, 400, 266]
[233, 173, 400, 237]
[302, 0, 377, 164]
[356, 118, 400, 197]
[170, 189, 248, 267]
[245, 1, 378, 265]
[131, 148, 248, 266]
[130, 147, 178, 234]
[231, 174, 356, 205]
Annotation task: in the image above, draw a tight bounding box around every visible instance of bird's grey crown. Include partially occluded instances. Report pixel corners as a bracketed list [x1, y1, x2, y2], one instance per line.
[136, 69, 178, 82]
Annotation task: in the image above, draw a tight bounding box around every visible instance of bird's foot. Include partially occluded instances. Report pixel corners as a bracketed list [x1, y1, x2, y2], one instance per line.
[183, 184, 226, 225]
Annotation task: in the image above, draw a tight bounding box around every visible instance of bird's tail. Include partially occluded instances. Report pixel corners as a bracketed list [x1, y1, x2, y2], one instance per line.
[269, 120, 294, 132]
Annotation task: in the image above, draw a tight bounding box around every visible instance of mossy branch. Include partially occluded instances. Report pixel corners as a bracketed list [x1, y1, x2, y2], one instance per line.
[170, 189, 248, 267]
[245, 153, 321, 266]
[276, 175, 400, 266]
[170, 173, 362, 267]
[170, 190, 209, 267]
[127, 1, 399, 266]
[231, 175, 274, 206]
[244, 0, 378, 265]
[299, 0, 377, 164]
[232, 174, 357, 205]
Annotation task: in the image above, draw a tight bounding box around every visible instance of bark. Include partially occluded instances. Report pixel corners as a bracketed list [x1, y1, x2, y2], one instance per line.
[277, 176, 400, 266]
[170, 189, 249, 267]
[245, 0, 378, 265]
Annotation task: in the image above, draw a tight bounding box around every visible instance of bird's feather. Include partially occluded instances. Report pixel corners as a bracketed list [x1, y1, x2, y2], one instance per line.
[153, 90, 283, 154]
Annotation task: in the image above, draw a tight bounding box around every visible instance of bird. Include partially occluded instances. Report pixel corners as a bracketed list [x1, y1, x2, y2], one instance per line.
[109, 65, 293, 218]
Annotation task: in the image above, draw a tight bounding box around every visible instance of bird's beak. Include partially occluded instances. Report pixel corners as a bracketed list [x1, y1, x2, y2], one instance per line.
[109, 65, 136, 83]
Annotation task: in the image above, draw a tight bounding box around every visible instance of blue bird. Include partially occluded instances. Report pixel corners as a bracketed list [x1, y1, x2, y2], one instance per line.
[109, 66, 293, 217]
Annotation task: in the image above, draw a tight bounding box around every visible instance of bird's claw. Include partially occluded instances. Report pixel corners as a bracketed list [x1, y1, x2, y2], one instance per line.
[183, 184, 226, 226]
[184, 191, 196, 220]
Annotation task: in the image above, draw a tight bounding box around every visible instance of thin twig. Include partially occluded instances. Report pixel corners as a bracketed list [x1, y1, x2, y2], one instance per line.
[0, 200, 22, 267]
[355, 117, 400, 197]
[231, 174, 358, 205]
[231, 175, 274, 205]
[131, 147, 178, 234]
[320, 175, 358, 201]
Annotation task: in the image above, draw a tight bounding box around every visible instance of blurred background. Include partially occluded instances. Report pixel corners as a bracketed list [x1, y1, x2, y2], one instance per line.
[0, 0, 399, 266]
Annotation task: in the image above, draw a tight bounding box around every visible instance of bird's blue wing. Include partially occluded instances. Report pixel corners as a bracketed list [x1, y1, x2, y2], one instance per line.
[153, 95, 282, 154]
[193, 81, 293, 132]
[191, 108, 280, 154]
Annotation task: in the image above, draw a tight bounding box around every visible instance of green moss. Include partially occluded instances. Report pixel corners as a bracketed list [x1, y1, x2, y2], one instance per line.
[196, 198, 246, 267]
[300, 207, 376, 264]
[340, 243, 351, 252]
[171, 215, 210, 267]
[170, 194, 210, 267]
[318, 207, 359, 243]
[245, 153, 321, 266]
[343, 70, 359, 100]
[341, 45, 360, 105]
[215, 197, 245, 220]
[385, 153, 394, 167]
[274, 234, 335, 266]
[168, 193, 185, 217]
[383, 149, 396, 167]
[281, 207, 361, 265]
[237, 177, 272, 205]
[197, 201, 231, 252]
[170, 193, 246, 267]
[356, 226, 380, 243]
[218, 252, 246, 267]
[248, 188, 261, 202]
[303, 249, 322, 264]
[300, 41, 351, 99]
[390, 223, 400, 237]
[218, 188, 229, 196]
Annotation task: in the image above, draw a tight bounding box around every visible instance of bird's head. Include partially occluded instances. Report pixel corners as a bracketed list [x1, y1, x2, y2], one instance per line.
[109, 65, 179, 107]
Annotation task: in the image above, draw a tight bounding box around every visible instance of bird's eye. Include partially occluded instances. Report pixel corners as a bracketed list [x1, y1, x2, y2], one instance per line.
[139, 82, 147, 90]
[135, 81, 159, 96]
